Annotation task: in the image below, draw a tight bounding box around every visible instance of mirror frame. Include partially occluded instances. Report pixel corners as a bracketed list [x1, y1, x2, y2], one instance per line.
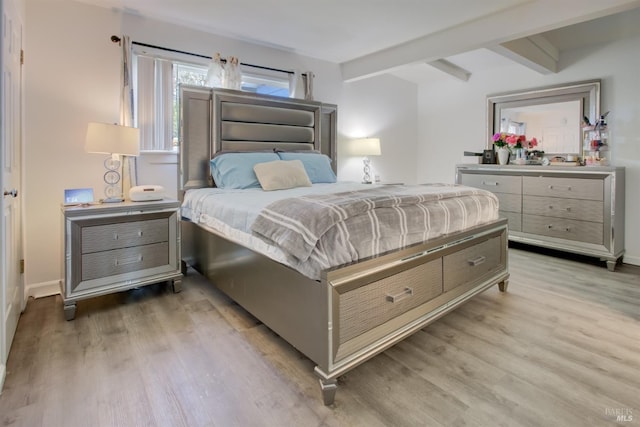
[487, 80, 601, 156]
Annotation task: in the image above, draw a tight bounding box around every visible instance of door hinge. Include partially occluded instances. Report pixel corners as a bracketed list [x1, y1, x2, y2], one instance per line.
[20, 49, 24, 65]
[20, 259, 24, 274]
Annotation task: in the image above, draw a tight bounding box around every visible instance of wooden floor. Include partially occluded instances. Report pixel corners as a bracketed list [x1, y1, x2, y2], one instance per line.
[1, 247, 639, 427]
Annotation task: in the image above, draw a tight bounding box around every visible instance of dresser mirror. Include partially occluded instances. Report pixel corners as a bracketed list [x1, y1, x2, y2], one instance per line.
[487, 80, 600, 157]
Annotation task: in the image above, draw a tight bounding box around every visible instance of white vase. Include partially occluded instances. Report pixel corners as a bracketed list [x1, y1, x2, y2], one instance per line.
[497, 147, 510, 165]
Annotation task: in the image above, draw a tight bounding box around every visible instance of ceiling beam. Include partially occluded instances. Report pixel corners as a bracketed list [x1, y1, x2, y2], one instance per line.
[341, 0, 640, 82]
[426, 59, 471, 82]
[489, 34, 559, 74]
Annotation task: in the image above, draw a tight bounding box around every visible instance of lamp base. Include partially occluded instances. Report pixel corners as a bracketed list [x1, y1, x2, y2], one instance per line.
[102, 197, 124, 203]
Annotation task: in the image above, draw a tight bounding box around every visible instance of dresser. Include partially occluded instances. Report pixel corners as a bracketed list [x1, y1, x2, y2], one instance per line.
[61, 199, 182, 320]
[456, 164, 625, 270]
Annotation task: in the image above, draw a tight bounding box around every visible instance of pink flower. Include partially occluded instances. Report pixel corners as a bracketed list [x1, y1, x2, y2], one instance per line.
[506, 135, 518, 146]
[528, 137, 538, 148]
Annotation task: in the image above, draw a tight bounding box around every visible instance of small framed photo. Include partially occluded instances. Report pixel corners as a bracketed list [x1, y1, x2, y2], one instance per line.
[63, 188, 94, 206]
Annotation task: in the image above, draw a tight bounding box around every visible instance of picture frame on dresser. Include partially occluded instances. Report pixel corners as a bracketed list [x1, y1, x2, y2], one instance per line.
[456, 164, 625, 271]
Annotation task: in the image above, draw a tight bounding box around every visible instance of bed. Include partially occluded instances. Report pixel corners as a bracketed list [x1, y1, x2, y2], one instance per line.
[178, 87, 509, 405]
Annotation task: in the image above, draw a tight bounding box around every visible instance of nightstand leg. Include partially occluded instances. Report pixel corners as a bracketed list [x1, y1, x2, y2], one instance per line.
[606, 260, 616, 272]
[64, 302, 77, 321]
[172, 278, 182, 293]
[498, 280, 509, 292]
[319, 378, 338, 406]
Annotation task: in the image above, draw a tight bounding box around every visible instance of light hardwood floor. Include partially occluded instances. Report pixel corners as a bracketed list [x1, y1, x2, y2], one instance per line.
[1, 247, 638, 427]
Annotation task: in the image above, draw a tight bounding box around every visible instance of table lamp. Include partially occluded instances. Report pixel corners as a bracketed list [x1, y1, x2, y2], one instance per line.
[351, 138, 381, 184]
[85, 122, 140, 203]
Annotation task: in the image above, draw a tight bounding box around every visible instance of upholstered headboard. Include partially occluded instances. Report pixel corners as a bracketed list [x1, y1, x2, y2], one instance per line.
[179, 87, 337, 197]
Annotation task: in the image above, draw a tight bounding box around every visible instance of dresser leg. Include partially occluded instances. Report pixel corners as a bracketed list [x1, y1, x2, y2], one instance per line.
[498, 280, 509, 292]
[64, 302, 77, 321]
[318, 378, 338, 406]
[171, 278, 182, 293]
[606, 260, 616, 272]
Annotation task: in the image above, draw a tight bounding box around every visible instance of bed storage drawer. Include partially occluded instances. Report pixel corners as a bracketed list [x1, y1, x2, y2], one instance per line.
[337, 258, 442, 345]
[523, 176, 603, 201]
[82, 218, 169, 253]
[443, 236, 502, 292]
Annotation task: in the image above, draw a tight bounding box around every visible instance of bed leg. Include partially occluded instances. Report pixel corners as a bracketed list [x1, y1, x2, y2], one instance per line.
[498, 280, 509, 292]
[319, 378, 338, 406]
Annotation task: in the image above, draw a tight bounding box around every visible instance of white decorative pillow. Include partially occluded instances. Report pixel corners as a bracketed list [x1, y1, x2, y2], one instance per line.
[253, 160, 312, 191]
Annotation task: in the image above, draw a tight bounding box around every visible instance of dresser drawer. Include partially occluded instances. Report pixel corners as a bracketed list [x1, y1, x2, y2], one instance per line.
[523, 176, 603, 201]
[500, 211, 522, 232]
[338, 258, 442, 344]
[496, 193, 522, 213]
[523, 196, 603, 223]
[81, 242, 169, 281]
[522, 215, 603, 245]
[443, 236, 502, 292]
[460, 174, 522, 194]
[82, 218, 169, 253]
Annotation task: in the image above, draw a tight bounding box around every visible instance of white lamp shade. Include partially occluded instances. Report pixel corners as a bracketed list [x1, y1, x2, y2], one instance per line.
[351, 138, 381, 156]
[85, 122, 140, 156]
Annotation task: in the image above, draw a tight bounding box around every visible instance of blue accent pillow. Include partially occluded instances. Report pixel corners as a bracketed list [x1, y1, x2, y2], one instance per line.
[277, 152, 337, 183]
[210, 152, 280, 189]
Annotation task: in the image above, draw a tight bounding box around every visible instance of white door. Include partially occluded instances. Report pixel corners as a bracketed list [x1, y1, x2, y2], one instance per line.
[1, 0, 24, 387]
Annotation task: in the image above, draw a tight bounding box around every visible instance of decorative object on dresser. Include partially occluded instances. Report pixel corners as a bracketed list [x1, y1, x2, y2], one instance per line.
[350, 138, 381, 183]
[456, 164, 625, 271]
[85, 122, 140, 203]
[61, 199, 183, 320]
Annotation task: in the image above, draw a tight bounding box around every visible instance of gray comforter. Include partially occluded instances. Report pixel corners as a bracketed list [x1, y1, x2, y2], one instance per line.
[251, 184, 499, 270]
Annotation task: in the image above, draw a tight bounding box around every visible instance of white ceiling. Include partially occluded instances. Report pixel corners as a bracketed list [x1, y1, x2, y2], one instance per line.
[76, 0, 640, 83]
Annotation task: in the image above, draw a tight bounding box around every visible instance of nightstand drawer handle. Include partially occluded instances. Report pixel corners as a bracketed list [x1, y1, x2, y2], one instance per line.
[115, 254, 143, 266]
[548, 185, 572, 191]
[547, 225, 571, 232]
[113, 230, 143, 240]
[548, 206, 571, 212]
[482, 181, 499, 186]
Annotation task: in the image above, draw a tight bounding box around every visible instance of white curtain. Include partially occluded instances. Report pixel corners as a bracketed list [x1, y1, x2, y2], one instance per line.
[289, 70, 314, 100]
[136, 56, 173, 151]
[119, 35, 137, 193]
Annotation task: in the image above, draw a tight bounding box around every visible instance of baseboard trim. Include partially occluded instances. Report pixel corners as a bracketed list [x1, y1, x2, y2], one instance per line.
[25, 280, 60, 300]
[0, 362, 6, 394]
[623, 255, 640, 266]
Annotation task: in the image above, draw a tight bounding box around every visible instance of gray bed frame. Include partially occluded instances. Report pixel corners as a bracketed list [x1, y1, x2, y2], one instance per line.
[178, 87, 510, 405]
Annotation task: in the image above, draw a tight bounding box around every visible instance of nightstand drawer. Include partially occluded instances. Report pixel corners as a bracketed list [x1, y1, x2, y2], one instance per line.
[82, 218, 168, 253]
[81, 242, 169, 281]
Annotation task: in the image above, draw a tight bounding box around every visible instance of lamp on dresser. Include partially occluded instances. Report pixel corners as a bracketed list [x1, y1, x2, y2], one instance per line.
[351, 138, 381, 184]
[85, 122, 140, 203]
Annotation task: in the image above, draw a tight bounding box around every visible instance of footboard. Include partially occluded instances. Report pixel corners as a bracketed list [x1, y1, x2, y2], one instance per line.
[182, 218, 508, 405]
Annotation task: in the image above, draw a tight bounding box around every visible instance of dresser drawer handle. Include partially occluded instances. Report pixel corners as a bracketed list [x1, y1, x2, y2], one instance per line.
[386, 287, 413, 303]
[548, 185, 572, 191]
[115, 254, 143, 266]
[547, 225, 571, 232]
[482, 181, 499, 186]
[467, 256, 486, 266]
[113, 230, 143, 240]
[548, 206, 571, 212]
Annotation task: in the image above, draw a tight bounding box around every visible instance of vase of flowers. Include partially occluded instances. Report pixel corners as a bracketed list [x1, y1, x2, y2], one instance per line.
[492, 133, 511, 165]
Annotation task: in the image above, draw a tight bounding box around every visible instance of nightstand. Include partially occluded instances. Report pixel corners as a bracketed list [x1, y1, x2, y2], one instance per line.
[61, 199, 182, 320]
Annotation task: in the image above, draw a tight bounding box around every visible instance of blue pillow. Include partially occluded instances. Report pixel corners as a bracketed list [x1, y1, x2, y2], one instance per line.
[277, 152, 337, 183]
[210, 152, 280, 189]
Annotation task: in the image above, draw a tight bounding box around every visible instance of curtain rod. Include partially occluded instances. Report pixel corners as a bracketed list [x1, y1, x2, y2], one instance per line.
[111, 35, 297, 76]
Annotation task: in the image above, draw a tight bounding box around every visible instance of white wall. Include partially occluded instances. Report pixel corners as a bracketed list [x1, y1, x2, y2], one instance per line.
[24, 0, 419, 292]
[416, 36, 640, 265]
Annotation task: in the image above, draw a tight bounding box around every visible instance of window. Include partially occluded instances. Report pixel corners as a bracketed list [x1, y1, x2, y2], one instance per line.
[133, 50, 290, 152]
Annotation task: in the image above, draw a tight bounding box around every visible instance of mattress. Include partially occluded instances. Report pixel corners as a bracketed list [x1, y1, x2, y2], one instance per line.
[181, 183, 499, 280]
